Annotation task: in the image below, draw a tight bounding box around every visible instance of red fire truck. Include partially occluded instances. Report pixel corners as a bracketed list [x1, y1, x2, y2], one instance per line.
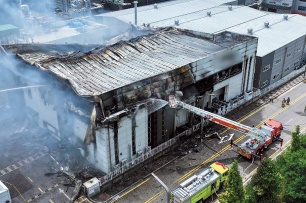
[237, 119, 283, 159]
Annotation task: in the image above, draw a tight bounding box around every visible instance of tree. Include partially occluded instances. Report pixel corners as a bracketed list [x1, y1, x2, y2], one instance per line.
[276, 131, 306, 203]
[219, 160, 245, 203]
[290, 125, 301, 152]
[248, 158, 281, 203]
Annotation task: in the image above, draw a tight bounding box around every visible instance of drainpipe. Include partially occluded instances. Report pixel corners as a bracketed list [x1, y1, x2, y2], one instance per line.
[134, 1, 138, 26]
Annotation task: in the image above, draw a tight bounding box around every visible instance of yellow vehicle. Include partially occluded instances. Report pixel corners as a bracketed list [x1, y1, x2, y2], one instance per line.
[170, 162, 228, 203]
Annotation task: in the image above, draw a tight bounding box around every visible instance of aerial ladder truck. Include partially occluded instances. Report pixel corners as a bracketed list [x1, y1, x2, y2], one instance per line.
[169, 96, 283, 159]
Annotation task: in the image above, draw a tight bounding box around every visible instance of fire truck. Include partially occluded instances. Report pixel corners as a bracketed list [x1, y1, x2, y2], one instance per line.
[169, 96, 283, 159]
[170, 162, 228, 203]
[237, 119, 283, 159]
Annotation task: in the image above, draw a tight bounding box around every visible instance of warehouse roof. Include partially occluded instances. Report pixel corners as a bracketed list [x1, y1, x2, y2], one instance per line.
[103, 3, 306, 57]
[227, 14, 306, 56]
[102, 0, 236, 24]
[16, 28, 254, 96]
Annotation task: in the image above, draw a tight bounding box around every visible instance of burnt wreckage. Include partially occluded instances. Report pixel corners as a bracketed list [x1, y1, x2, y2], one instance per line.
[12, 27, 258, 184]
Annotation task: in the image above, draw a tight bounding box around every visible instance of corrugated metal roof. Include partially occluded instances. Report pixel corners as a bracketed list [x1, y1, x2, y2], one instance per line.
[103, 1, 306, 57]
[227, 14, 306, 56]
[17, 28, 249, 97]
[101, 0, 236, 25]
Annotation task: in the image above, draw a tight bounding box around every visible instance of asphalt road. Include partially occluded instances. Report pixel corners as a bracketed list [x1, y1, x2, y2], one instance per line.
[104, 79, 306, 203]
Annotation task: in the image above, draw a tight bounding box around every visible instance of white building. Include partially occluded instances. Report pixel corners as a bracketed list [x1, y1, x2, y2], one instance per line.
[9, 28, 257, 182]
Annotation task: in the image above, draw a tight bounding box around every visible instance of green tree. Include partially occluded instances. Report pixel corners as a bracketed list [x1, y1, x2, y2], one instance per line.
[248, 158, 281, 203]
[276, 131, 306, 203]
[219, 160, 245, 203]
[291, 125, 301, 152]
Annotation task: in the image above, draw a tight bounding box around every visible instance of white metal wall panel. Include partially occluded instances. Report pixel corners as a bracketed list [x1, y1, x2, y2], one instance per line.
[96, 127, 113, 173]
[23, 88, 59, 136]
[135, 108, 148, 154]
[176, 109, 189, 127]
[214, 72, 243, 100]
[118, 117, 132, 162]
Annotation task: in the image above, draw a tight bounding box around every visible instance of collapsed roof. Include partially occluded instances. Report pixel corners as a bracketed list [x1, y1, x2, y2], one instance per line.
[14, 27, 254, 97]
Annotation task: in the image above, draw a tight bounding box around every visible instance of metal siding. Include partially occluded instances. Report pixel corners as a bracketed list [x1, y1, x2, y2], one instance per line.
[292, 36, 305, 68]
[281, 42, 295, 77]
[259, 52, 274, 89]
[194, 42, 249, 81]
[96, 128, 112, 173]
[164, 106, 175, 139]
[227, 72, 243, 99]
[118, 117, 132, 162]
[270, 47, 285, 84]
[176, 109, 189, 127]
[253, 56, 262, 89]
[135, 108, 148, 153]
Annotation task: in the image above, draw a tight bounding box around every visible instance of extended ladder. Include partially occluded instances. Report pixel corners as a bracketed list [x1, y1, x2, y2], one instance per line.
[177, 101, 268, 141]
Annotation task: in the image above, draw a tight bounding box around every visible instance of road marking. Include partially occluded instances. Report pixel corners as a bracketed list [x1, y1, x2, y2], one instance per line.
[28, 177, 33, 182]
[144, 91, 306, 203]
[27, 180, 65, 203]
[50, 199, 54, 203]
[0, 151, 47, 177]
[59, 188, 71, 200]
[110, 178, 151, 203]
[38, 187, 44, 193]
[285, 118, 293, 124]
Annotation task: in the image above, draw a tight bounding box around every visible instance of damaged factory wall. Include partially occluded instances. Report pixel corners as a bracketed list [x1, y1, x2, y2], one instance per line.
[24, 86, 60, 139]
[94, 107, 148, 173]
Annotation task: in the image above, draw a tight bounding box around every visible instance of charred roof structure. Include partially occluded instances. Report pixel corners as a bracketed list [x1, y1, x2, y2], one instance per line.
[4, 27, 258, 185]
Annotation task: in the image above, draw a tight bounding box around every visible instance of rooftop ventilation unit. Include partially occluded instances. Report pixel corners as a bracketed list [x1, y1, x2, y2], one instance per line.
[228, 5, 232, 10]
[264, 21, 269, 28]
[283, 14, 288, 20]
[247, 28, 253, 35]
[174, 19, 180, 26]
[207, 11, 211, 16]
[154, 3, 158, 9]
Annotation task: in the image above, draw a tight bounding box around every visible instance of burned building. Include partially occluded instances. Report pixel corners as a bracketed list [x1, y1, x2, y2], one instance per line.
[7, 28, 257, 182]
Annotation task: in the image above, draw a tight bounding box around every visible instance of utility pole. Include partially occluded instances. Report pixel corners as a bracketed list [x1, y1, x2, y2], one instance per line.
[151, 173, 170, 203]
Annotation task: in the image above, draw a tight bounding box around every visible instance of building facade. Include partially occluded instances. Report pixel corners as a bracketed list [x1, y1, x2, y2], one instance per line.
[10, 28, 257, 176]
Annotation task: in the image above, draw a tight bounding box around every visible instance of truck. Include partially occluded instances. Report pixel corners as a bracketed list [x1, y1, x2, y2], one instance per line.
[169, 96, 283, 160]
[237, 119, 283, 159]
[170, 162, 228, 203]
[0, 180, 11, 203]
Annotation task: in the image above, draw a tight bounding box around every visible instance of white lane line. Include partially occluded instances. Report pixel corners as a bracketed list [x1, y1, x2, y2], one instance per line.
[28, 177, 33, 182]
[59, 188, 71, 200]
[285, 118, 293, 124]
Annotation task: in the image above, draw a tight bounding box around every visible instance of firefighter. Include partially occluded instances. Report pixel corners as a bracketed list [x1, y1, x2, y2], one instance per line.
[286, 97, 290, 105]
[281, 101, 286, 108]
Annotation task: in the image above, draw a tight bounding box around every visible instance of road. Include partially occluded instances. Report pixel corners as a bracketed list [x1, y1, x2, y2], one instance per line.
[102, 79, 306, 203]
